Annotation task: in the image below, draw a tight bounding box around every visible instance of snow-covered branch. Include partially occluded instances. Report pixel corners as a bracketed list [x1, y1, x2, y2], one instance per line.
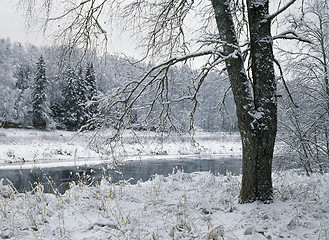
[273, 30, 312, 43]
[269, 0, 298, 21]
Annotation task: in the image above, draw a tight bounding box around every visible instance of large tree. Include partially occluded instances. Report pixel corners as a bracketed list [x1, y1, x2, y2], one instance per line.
[209, 0, 277, 202]
[21, 0, 304, 203]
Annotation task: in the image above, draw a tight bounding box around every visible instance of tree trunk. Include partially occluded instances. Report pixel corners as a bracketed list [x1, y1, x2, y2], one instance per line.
[211, 0, 276, 202]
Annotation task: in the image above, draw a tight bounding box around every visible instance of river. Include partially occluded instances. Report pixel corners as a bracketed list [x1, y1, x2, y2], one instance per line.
[0, 156, 242, 193]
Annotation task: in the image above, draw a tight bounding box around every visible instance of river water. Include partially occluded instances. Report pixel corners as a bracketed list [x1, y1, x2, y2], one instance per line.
[0, 156, 242, 193]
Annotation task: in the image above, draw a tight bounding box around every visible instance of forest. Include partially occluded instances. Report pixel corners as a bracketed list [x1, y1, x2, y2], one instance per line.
[0, 38, 237, 132]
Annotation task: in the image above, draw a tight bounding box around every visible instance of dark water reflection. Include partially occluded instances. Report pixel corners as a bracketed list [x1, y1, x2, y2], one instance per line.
[0, 157, 242, 193]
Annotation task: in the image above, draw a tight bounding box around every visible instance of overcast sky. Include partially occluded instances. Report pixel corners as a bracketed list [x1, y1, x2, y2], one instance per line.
[0, 0, 301, 62]
[0, 1, 38, 44]
[0, 0, 138, 58]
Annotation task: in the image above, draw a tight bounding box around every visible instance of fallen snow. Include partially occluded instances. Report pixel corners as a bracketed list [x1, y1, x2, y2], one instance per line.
[0, 129, 327, 240]
[0, 128, 242, 169]
[0, 170, 328, 239]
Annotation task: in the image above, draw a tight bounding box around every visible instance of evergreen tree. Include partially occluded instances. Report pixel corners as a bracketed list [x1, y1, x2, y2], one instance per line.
[85, 63, 97, 101]
[76, 67, 89, 128]
[62, 67, 79, 130]
[85, 62, 98, 126]
[14, 65, 33, 126]
[62, 65, 98, 131]
[15, 65, 30, 91]
[32, 55, 51, 129]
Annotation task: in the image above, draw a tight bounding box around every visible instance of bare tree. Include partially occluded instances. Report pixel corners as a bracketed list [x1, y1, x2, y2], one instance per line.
[20, 0, 304, 203]
[278, 0, 329, 174]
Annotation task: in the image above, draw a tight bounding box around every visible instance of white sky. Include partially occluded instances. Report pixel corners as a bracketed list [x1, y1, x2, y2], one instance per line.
[0, 0, 37, 44]
[0, 0, 302, 61]
[0, 0, 139, 57]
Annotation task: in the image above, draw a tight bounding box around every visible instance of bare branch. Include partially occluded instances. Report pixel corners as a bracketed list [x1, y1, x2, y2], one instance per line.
[47, 1, 92, 21]
[269, 0, 298, 21]
[273, 30, 312, 43]
[273, 58, 299, 108]
[218, 86, 232, 113]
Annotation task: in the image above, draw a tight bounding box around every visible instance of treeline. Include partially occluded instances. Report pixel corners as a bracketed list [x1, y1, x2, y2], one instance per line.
[0, 38, 237, 132]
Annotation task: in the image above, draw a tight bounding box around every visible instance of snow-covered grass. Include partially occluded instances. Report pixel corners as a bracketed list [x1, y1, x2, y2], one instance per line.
[1, 129, 328, 239]
[0, 170, 328, 239]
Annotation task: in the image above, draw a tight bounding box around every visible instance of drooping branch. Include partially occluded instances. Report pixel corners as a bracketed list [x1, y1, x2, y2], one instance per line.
[47, 0, 93, 21]
[95, 48, 233, 140]
[121, 0, 196, 61]
[20, 0, 111, 60]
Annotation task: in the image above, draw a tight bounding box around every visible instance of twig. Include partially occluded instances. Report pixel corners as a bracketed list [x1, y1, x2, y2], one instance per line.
[274, 58, 299, 108]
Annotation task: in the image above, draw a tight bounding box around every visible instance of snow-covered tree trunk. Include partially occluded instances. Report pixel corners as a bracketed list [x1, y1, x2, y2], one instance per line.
[211, 0, 276, 202]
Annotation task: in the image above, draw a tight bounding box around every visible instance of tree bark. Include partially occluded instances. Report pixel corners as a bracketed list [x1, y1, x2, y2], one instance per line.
[211, 0, 276, 202]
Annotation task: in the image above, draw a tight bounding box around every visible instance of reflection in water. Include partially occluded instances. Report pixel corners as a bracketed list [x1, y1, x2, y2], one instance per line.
[0, 157, 241, 193]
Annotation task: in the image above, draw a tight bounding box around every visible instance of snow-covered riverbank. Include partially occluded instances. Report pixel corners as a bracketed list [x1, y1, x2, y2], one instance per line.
[0, 128, 242, 169]
[1, 129, 328, 240]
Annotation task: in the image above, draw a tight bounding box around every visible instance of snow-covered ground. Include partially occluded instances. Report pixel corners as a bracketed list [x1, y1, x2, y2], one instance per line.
[0, 129, 328, 240]
[0, 128, 242, 169]
[1, 170, 328, 239]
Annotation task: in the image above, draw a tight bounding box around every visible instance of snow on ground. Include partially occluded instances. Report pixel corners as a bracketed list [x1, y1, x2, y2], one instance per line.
[1, 129, 328, 240]
[0, 170, 328, 239]
[0, 128, 242, 169]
